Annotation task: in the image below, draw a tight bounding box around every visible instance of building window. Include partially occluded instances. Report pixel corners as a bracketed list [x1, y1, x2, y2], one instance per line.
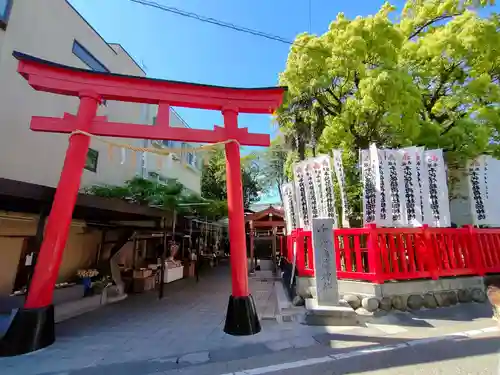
[162, 140, 174, 148]
[186, 151, 196, 168]
[72, 41, 109, 105]
[0, 0, 13, 29]
[72, 40, 109, 73]
[85, 148, 99, 172]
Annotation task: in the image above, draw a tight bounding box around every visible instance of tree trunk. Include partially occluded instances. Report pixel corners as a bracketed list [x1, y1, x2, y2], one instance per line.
[277, 183, 283, 204]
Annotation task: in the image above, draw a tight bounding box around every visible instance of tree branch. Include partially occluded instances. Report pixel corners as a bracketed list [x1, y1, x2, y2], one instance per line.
[315, 95, 338, 116]
[354, 71, 361, 91]
[409, 13, 462, 39]
[440, 113, 467, 136]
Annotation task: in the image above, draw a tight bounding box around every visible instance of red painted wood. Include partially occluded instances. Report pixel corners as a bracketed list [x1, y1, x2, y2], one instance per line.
[30, 117, 271, 147]
[15, 52, 286, 308]
[343, 234, 353, 273]
[386, 233, 397, 275]
[333, 233, 342, 274]
[306, 234, 314, 272]
[25, 92, 100, 308]
[285, 225, 500, 284]
[251, 220, 285, 228]
[353, 234, 363, 274]
[223, 109, 248, 297]
[16, 55, 285, 113]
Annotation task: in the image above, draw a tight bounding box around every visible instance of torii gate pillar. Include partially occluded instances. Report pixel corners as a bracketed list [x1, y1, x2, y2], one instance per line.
[0, 51, 285, 356]
[221, 108, 259, 335]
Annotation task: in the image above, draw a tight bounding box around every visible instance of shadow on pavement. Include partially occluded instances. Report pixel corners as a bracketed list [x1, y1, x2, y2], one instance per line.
[29, 334, 500, 375]
[332, 336, 500, 375]
[359, 302, 492, 330]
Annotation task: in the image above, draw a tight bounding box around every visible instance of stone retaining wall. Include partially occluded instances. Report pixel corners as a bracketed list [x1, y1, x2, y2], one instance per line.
[341, 287, 487, 314]
[295, 275, 493, 314]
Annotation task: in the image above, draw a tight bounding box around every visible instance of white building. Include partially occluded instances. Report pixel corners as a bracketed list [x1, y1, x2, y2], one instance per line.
[0, 0, 202, 194]
[0, 0, 202, 295]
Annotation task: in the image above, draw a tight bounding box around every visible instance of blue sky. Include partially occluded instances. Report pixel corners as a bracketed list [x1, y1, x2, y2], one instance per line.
[68, 0, 499, 203]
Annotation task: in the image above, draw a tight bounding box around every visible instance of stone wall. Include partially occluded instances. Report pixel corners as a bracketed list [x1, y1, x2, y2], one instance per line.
[297, 276, 490, 314]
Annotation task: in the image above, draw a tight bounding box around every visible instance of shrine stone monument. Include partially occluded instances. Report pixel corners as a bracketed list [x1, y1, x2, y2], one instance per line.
[304, 218, 358, 326]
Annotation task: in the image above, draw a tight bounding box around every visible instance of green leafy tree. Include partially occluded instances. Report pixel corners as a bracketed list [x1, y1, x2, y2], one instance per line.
[251, 137, 290, 202]
[201, 148, 264, 209]
[85, 176, 227, 219]
[277, 0, 499, 221]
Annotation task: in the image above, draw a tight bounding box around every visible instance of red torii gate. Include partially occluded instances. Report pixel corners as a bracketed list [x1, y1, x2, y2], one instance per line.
[1, 52, 285, 356]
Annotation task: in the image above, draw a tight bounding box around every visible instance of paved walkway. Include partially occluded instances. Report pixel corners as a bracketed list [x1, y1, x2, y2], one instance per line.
[0, 263, 324, 375]
[0, 264, 496, 375]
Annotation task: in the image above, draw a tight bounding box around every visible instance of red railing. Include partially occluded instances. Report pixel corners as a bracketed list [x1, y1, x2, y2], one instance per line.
[284, 225, 500, 284]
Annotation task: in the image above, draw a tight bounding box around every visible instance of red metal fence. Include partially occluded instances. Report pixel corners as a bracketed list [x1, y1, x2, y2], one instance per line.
[285, 225, 500, 284]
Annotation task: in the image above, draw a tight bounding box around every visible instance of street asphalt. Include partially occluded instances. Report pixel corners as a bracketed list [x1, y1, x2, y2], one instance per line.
[1, 266, 498, 375]
[155, 328, 500, 375]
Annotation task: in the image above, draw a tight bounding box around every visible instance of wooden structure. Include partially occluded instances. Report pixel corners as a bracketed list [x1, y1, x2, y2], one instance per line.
[245, 206, 285, 273]
[0, 51, 285, 356]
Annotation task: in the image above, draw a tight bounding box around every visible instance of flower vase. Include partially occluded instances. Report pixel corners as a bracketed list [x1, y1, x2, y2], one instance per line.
[83, 276, 92, 297]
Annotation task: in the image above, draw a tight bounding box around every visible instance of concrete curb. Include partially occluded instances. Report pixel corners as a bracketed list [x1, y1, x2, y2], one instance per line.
[274, 280, 306, 323]
[146, 324, 498, 371]
[216, 326, 500, 375]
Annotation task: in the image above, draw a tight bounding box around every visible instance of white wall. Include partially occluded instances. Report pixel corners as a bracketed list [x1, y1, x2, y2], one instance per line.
[0, 0, 201, 194]
[143, 108, 203, 195]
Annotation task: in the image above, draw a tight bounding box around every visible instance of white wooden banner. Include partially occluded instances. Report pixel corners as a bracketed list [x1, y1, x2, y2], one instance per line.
[316, 155, 338, 224]
[361, 149, 377, 225]
[467, 155, 492, 226]
[303, 162, 321, 224]
[369, 144, 392, 226]
[377, 148, 392, 227]
[298, 156, 338, 225]
[485, 156, 500, 226]
[332, 149, 350, 228]
[309, 158, 328, 218]
[467, 155, 500, 226]
[424, 149, 451, 227]
[281, 182, 299, 234]
[416, 147, 433, 226]
[385, 149, 407, 227]
[401, 147, 421, 227]
[292, 162, 311, 230]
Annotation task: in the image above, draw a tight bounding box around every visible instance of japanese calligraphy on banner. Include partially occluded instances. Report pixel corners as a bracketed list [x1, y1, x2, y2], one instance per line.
[416, 147, 432, 226]
[424, 149, 451, 227]
[482, 156, 500, 226]
[303, 162, 320, 223]
[332, 149, 350, 228]
[468, 156, 488, 225]
[292, 163, 311, 230]
[377, 148, 392, 226]
[294, 156, 338, 226]
[385, 149, 407, 226]
[316, 155, 338, 223]
[467, 155, 500, 226]
[401, 147, 421, 227]
[361, 149, 377, 225]
[369, 144, 392, 226]
[281, 182, 299, 234]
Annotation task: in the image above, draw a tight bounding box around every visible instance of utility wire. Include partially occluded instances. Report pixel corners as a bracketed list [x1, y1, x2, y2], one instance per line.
[129, 0, 296, 45]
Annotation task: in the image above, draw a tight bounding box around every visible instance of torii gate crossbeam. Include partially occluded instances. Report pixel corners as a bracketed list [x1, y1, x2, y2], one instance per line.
[0, 52, 286, 356]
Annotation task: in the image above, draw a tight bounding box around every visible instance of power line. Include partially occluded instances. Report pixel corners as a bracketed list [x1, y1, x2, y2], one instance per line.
[129, 0, 296, 45]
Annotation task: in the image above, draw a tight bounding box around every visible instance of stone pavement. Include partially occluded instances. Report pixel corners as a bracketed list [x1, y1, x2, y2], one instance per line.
[0, 264, 325, 375]
[0, 264, 496, 375]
